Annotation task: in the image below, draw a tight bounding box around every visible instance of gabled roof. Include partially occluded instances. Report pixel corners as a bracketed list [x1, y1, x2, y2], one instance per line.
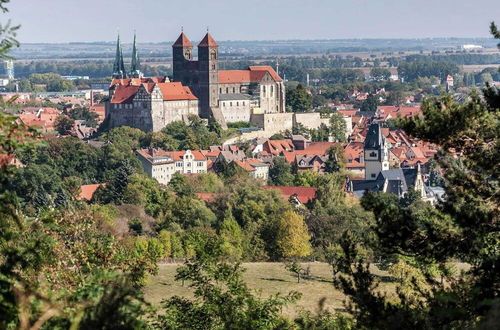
[172, 32, 193, 48]
[218, 66, 283, 84]
[198, 33, 218, 47]
[249, 66, 283, 82]
[79, 184, 105, 201]
[263, 186, 317, 204]
[110, 82, 197, 104]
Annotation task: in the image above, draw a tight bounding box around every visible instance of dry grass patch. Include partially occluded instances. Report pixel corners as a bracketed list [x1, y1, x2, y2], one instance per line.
[144, 262, 395, 317]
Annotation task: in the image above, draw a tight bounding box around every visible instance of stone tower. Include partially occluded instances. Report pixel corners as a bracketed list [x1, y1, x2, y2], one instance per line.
[112, 34, 127, 79]
[172, 32, 194, 84]
[197, 32, 219, 119]
[364, 122, 389, 179]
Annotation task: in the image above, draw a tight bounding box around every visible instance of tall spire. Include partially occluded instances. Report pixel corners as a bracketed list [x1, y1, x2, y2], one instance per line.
[130, 32, 142, 78]
[112, 33, 127, 79]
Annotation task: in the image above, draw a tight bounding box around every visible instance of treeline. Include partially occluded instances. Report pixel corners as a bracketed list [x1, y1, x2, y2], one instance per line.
[13, 61, 171, 79]
[405, 53, 500, 65]
[398, 61, 460, 82]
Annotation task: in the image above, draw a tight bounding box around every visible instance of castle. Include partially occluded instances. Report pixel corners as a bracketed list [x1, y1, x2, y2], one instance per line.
[105, 32, 285, 132]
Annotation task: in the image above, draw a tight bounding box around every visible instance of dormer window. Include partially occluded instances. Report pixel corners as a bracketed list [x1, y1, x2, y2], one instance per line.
[370, 152, 377, 157]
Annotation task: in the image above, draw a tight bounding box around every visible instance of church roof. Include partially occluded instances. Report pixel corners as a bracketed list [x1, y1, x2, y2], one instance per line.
[364, 122, 384, 149]
[198, 33, 218, 47]
[218, 66, 283, 84]
[173, 32, 193, 48]
[249, 66, 283, 82]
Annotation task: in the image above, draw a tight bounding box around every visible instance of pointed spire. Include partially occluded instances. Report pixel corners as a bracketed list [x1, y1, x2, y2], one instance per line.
[130, 32, 142, 78]
[112, 33, 127, 79]
[198, 33, 218, 47]
[173, 32, 193, 48]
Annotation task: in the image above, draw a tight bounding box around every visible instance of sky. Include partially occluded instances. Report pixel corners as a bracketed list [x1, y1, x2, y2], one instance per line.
[5, 0, 500, 43]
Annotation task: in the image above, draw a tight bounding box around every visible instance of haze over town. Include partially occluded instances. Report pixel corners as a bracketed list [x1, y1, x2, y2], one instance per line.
[7, 0, 500, 42]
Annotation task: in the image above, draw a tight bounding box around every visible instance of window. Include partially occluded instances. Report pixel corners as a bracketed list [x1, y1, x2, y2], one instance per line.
[226, 88, 229, 93]
[198, 161, 204, 166]
[187, 163, 191, 167]
[371, 173, 376, 178]
[236, 102, 239, 106]
[370, 152, 377, 157]
[230, 102, 232, 106]
[219, 88, 222, 93]
[176, 162, 182, 167]
[233, 87, 236, 93]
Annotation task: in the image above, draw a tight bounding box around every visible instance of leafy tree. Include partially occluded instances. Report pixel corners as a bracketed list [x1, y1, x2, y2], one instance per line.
[312, 94, 328, 108]
[285, 261, 305, 283]
[269, 157, 295, 186]
[332, 75, 500, 328]
[155, 242, 299, 329]
[371, 67, 391, 81]
[69, 107, 99, 127]
[324, 145, 345, 173]
[360, 94, 379, 112]
[54, 114, 75, 135]
[275, 210, 312, 258]
[329, 112, 347, 142]
[219, 209, 244, 261]
[286, 84, 312, 112]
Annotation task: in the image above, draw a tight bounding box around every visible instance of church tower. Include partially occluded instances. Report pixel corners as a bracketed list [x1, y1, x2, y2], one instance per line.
[129, 32, 143, 78]
[112, 34, 126, 79]
[197, 32, 219, 119]
[172, 32, 194, 84]
[364, 122, 389, 179]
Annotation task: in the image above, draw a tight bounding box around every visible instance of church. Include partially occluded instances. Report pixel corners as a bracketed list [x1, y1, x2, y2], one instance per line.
[347, 122, 427, 199]
[105, 31, 286, 132]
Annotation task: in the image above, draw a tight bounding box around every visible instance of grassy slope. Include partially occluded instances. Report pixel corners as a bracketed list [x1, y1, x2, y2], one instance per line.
[144, 262, 395, 317]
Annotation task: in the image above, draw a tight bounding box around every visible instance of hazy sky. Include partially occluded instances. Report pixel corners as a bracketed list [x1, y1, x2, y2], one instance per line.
[5, 0, 500, 43]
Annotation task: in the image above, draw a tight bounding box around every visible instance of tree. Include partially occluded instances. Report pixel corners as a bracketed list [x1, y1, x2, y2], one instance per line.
[54, 114, 74, 135]
[312, 94, 327, 108]
[156, 243, 299, 329]
[324, 145, 345, 173]
[332, 78, 500, 328]
[371, 68, 391, 81]
[275, 210, 312, 258]
[286, 84, 312, 112]
[219, 209, 244, 261]
[285, 261, 304, 283]
[269, 157, 295, 186]
[329, 112, 347, 142]
[360, 94, 379, 112]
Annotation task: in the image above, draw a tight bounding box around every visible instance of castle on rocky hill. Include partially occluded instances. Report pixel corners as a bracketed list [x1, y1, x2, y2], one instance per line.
[105, 31, 285, 132]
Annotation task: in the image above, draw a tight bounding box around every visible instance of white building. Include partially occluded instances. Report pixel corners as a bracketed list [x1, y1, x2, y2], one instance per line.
[136, 148, 207, 185]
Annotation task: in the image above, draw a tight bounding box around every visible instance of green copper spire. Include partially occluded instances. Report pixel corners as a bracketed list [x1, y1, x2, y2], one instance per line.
[130, 32, 142, 78]
[112, 33, 127, 79]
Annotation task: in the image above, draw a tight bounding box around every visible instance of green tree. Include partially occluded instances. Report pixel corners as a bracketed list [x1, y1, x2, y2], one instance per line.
[286, 84, 312, 112]
[54, 114, 75, 135]
[269, 157, 295, 186]
[360, 94, 379, 112]
[332, 79, 500, 328]
[156, 243, 299, 329]
[219, 209, 244, 261]
[329, 112, 347, 142]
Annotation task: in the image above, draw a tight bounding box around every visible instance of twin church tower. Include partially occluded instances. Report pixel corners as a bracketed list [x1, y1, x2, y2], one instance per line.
[112, 31, 221, 119]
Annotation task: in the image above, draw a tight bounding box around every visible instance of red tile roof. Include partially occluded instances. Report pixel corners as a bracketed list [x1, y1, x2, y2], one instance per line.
[157, 82, 198, 101]
[79, 184, 105, 201]
[249, 66, 283, 82]
[198, 33, 218, 47]
[195, 192, 218, 202]
[172, 32, 193, 47]
[110, 82, 197, 104]
[263, 186, 317, 204]
[218, 66, 283, 84]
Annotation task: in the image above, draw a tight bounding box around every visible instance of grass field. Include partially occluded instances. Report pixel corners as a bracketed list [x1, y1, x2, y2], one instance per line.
[143, 262, 395, 317]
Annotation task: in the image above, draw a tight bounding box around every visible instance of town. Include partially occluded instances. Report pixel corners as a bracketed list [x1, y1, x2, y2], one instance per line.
[0, 0, 499, 328]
